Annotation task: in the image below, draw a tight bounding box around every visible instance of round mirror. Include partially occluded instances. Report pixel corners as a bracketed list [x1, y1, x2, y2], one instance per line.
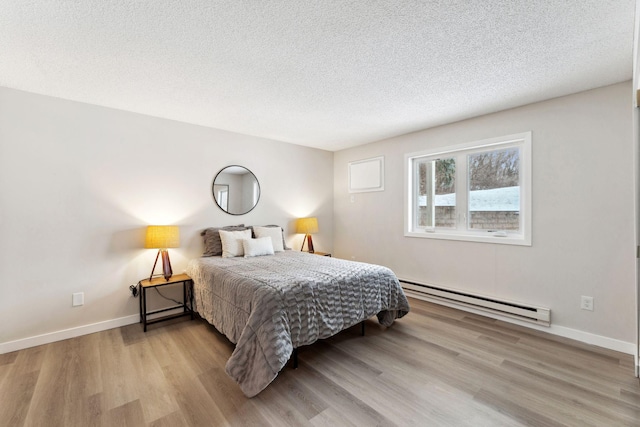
[212, 166, 260, 215]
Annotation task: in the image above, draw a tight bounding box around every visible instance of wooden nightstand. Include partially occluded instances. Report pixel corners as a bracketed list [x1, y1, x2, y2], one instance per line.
[138, 273, 194, 332]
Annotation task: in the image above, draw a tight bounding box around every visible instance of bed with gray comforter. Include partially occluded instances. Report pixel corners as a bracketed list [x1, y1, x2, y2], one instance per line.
[186, 250, 410, 397]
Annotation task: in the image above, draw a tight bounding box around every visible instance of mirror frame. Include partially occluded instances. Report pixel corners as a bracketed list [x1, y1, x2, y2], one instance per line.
[212, 165, 260, 215]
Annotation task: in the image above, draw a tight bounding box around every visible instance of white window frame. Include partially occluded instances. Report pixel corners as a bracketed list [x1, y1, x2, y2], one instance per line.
[404, 132, 532, 246]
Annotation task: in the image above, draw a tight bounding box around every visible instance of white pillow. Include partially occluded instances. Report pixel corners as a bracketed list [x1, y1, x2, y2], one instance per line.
[243, 237, 275, 257]
[253, 226, 285, 252]
[219, 229, 252, 258]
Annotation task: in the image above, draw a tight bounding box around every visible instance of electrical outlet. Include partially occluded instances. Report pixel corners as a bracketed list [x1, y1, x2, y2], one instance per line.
[72, 292, 84, 307]
[580, 295, 594, 311]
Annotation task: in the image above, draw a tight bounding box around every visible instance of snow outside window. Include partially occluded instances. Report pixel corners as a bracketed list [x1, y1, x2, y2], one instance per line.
[405, 132, 531, 246]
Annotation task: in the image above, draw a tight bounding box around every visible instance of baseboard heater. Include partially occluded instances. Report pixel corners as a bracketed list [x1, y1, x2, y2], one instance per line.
[400, 279, 551, 326]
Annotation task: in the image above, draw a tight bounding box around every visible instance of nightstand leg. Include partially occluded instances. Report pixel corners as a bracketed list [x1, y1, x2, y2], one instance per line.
[189, 280, 194, 320]
[182, 281, 187, 314]
[142, 287, 147, 332]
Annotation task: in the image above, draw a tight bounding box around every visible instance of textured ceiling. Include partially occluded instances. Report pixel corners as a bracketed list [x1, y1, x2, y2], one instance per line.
[0, 1, 635, 151]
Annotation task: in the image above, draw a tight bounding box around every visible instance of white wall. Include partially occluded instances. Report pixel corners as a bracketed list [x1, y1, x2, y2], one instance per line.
[334, 82, 636, 348]
[0, 87, 333, 349]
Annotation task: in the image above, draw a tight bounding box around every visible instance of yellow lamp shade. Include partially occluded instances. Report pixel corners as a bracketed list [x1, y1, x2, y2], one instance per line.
[296, 217, 319, 234]
[145, 225, 180, 249]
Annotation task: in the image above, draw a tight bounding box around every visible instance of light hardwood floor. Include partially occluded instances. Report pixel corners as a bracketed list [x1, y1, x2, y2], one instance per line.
[1, 297, 639, 426]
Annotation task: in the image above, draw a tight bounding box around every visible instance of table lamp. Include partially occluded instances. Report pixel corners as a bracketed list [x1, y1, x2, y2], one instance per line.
[296, 217, 318, 253]
[145, 225, 180, 281]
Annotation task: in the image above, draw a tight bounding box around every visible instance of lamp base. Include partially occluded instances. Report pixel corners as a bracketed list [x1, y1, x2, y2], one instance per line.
[301, 234, 315, 253]
[161, 249, 173, 280]
[149, 249, 173, 281]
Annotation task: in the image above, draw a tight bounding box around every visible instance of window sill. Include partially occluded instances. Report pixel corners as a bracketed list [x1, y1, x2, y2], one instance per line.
[404, 230, 531, 246]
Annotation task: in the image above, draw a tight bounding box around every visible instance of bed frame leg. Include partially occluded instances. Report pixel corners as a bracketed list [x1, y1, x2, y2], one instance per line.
[361, 321, 365, 336]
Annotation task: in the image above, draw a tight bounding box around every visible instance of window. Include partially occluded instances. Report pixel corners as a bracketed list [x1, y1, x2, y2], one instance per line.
[405, 132, 531, 245]
[414, 157, 456, 229]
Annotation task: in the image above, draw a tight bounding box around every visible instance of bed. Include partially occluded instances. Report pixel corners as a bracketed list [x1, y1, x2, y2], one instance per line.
[186, 247, 410, 397]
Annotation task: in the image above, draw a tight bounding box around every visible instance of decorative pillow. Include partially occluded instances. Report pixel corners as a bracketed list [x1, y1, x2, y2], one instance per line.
[201, 225, 247, 256]
[253, 226, 285, 252]
[243, 237, 275, 257]
[251, 225, 290, 251]
[219, 229, 252, 258]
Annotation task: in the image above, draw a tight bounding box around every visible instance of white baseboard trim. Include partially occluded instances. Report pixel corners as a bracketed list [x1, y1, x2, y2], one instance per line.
[406, 291, 635, 355]
[0, 314, 140, 355]
[545, 324, 635, 355]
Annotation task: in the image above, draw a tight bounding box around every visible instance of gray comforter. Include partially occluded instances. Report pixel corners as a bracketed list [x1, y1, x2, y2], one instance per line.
[186, 251, 410, 397]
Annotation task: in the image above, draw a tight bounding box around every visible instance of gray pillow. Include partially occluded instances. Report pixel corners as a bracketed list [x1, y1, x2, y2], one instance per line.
[201, 224, 248, 256]
[250, 225, 290, 250]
